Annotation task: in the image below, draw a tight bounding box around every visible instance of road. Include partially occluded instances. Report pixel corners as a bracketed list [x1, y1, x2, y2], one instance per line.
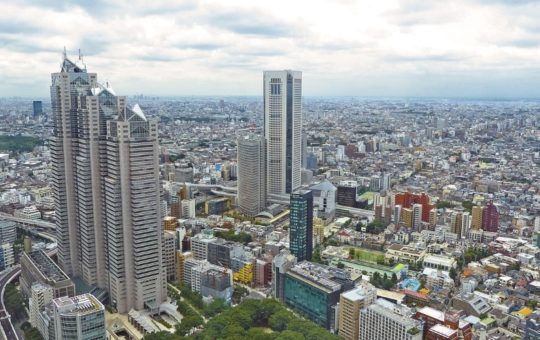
[0, 212, 56, 231]
[0, 266, 21, 340]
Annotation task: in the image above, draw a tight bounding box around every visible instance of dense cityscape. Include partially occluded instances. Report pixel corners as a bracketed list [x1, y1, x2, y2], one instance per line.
[0, 52, 538, 340]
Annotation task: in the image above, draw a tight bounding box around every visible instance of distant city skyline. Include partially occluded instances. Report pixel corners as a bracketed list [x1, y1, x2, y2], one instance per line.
[2, 0, 540, 98]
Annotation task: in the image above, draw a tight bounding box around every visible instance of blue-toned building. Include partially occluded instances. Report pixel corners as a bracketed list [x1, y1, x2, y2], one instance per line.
[289, 190, 313, 262]
[525, 311, 540, 340]
[284, 261, 354, 331]
[33, 100, 43, 117]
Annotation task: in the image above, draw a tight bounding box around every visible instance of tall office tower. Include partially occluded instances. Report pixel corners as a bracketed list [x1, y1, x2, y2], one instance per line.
[52, 294, 106, 340]
[263, 70, 302, 197]
[381, 173, 391, 191]
[471, 206, 483, 230]
[33, 100, 43, 117]
[237, 133, 266, 216]
[482, 201, 499, 233]
[337, 284, 377, 340]
[370, 175, 381, 192]
[50, 53, 165, 313]
[289, 190, 313, 262]
[359, 299, 423, 340]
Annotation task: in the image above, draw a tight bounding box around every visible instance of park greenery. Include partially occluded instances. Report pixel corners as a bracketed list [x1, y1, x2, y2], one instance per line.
[348, 248, 385, 264]
[214, 229, 252, 245]
[362, 220, 387, 234]
[436, 200, 455, 209]
[0, 135, 43, 154]
[144, 299, 338, 340]
[370, 272, 398, 290]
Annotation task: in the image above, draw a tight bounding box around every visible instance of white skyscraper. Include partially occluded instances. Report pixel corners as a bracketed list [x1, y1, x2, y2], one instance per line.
[263, 70, 302, 198]
[50, 52, 165, 313]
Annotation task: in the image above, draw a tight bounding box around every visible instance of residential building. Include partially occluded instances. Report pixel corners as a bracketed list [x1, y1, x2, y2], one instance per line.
[191, 230, 217, 261]
[163, 231, 176, 281]
[337, 283, 377, 340]
[471, 206, 483, 230]
[482, 201, 499, 233]
[264, 70, 302, 198]
[289, 190, 313, 261]
[359, 299, 423, 340]
[237, 132, 266, 216]
[29, 283, 53, 329]
[0, 243, 13, 271]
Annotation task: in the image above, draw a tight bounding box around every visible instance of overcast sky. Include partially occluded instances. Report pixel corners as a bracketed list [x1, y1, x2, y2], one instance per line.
[1, 0, 540, 98]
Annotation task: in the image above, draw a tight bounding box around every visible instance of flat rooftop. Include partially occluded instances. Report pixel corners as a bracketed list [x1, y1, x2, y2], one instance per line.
[53, 293, 104, 315]
[28, 249, 70, 282]
[288, 261, 351, 292]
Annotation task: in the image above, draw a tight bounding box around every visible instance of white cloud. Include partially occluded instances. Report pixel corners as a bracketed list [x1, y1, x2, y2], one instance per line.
[1, 0, 540, 97]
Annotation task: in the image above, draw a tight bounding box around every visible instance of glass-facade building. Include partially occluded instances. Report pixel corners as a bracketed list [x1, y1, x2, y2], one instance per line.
[283, 262, 354, 330]
[53, 293, 106, 340]
[289, 190, 313, 262]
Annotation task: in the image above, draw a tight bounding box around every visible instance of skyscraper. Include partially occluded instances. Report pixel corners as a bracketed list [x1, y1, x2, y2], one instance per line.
[263, 70, 302, 198]
[50, 52, 165, 313]
[289, 190, 313, 261]
[237, 132, 266, 216]
[33, 100, 43, 117]
[471, 206, 483, 230]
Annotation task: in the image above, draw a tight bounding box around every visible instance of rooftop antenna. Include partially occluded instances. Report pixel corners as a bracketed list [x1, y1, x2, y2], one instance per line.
[63, 46, 67, 59]
[78, 48, 82, 60]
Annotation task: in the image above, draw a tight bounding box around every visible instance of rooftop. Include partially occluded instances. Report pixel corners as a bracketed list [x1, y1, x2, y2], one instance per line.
[53, 293, 103, 315]
[28, 250, 70, 282]
[288, 261, 351, 293]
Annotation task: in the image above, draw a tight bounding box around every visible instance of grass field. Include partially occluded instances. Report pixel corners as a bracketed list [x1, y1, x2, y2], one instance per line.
[351, 248, 385, 264]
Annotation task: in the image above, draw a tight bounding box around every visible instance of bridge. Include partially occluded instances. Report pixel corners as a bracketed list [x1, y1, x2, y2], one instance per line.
[0, 266, 21, 340]
[0, 212, 55, 231]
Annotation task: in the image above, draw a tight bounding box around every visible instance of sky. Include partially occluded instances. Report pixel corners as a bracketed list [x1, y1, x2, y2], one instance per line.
[1, 0, 540, 98]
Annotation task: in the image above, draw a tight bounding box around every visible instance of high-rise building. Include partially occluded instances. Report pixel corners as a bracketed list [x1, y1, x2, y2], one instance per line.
[0, 243, 13, 271]
[289, 190, 313, 262]
[450, 212, 463, 238]
[310, 179, 337, 220]
[337, 283, 377, 340]
[482, 201, 499, 233]
[471, 206, 483, 230]
[264, 70, 302, 197]
[33, 100, 43, 117]
[237, 133, 266, 216]
[359, 299, 423, 340]
[395, 192, 434, 223]
[50, 53, 165, 313]
[52, 293, 106, 340]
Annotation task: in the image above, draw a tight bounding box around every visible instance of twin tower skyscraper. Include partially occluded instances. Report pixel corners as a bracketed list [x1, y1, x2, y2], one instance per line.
[50, 53, 166, 313]
[237, 70, 303, 216]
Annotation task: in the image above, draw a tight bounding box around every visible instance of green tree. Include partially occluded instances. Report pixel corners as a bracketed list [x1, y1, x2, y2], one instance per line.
[276, 330, 305, 340]
[449, 267, 457, 280]
[269, 309, 293, 332]
[336, 262, 345, 269]
[203, 298, 229, 318]
[246, 327, 278, 340]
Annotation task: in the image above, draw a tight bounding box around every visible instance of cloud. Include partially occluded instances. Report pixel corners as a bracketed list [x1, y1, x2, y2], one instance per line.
[0, 0, 540, 97]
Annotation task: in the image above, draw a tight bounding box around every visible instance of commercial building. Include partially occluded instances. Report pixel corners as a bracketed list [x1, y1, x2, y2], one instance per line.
[204, 197, 231, 215]
[289, 190, 313, 262]
[385, 244, 426, 265]
[337, 283, 377, 340]
[264, 70, 303, 197]
[52, 293, 106, 340]
[163, 216, 178, 231]
[359, 299, 423, 340]
[191, 230, 217, 261]
[237, 133, 266, 216]
[423, 254, 457, 272]
[272, 250, 296, 302]
[284, 261, 354, 330]
[20, 250, 75, 298]
[207, 238, 234, 268]
[50, 53, 165, 313]
[201, 268, 233, 304]
[176, 251, 192, 284]
[33, 100, 43, 116]
[336, 181, 360, 208]
[310, 180, 337, 220]
[0, 220, 16, 244]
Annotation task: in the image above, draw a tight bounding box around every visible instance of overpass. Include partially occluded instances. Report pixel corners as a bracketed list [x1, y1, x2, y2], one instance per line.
[0, 266, 21, 340]
[0, 212, 55, 231]
[336, 204, 375, 219]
